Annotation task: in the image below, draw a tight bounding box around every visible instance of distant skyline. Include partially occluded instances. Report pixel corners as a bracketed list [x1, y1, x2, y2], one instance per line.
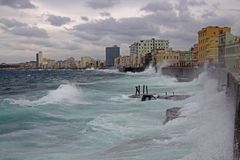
[0, 0, 240, 63]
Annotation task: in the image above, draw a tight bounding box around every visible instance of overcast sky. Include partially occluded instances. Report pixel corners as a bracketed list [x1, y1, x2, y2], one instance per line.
[0, 0, 240, 63]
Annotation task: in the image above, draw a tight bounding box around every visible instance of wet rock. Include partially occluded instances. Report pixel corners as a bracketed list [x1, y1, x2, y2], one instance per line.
[163, 107, 181, 124]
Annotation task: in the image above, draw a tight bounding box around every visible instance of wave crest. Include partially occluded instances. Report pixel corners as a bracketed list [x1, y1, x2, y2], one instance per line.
[6, 84, 88, 106]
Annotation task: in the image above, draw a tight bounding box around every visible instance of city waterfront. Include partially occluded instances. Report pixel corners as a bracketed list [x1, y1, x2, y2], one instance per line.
[0, 69, 234, 160]
[1, 0, 240, 159]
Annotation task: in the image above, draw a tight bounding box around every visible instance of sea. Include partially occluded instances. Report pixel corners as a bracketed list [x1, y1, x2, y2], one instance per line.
[0, 67, 235, 160]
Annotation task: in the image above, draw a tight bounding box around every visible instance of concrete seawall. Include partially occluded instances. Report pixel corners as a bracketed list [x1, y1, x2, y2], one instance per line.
[212, 69, 240, 160]
[161, 67, 203, 81]
[226, 72, 240, 160]
[161, 67, 240, 159]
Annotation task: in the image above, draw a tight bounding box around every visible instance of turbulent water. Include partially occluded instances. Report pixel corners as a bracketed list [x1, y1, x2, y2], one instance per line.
[0, 68, 235, 160]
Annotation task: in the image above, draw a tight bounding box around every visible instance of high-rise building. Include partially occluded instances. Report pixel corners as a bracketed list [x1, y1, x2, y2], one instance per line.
[198, 26, 231, 65]
[130, 38, 169, 67]
[106, 45, 120, 67]
[36, 51, 43, 68]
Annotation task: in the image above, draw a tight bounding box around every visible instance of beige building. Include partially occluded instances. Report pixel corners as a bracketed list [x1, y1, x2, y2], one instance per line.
[80, 56, 95, 69]
[153, 49, 180, 67]
[114, 57, 121, 68]
[42, 58, 56, 69]
[60, 57, 77, 69]
[94, 60, 105, 69]
[114, 56, 130, 68]
[130, 53, 137, 67]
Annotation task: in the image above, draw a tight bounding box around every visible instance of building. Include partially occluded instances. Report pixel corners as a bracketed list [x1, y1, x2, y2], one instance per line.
[20, 61, 36, 69]
[219, 32, 240, 72]
[114, 57, 121, 68]
[120, 56, 130, 68]
[191, 44, 199, 66]
[130, 38, 169, 67]
[60, 57, 78, 69]
[130, 53, 137, 67]
[106, 45, 120, 67]
[95, 60, 105, 69]
[36, 51, 43, 68]
[179, 51, 193, 67]
[198, 26, 231, 65]
[42, 58, 56, 69]
[81, 56, 95, 69]
[153, 49, 180, 67]
[114, 56, 130, 69]
[129, 42, 139, 55]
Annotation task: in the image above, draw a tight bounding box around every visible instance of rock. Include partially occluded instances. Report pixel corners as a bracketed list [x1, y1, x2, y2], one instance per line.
[163, 107, 181, 124]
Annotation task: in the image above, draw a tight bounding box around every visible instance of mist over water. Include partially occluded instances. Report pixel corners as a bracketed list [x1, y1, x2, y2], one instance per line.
[0, 69, 234, 160]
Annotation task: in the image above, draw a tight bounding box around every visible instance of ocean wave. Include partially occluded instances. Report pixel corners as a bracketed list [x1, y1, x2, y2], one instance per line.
[5, 84, 89, 106]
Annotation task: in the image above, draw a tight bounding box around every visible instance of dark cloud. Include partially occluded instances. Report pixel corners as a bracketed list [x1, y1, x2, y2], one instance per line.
[187, 0, 206, 6]
[47, 14, 71, 26]
[86, 0, 119, 9]
[141, 1, 173, 12]
[0, 18, 27, 29]
[100, 11, 111, 17]
[72, 17, 160, 42]
[23, 39, 81, 51]
[0, 18, 48, 38]
[72, 0, 236, 50]
[201, 10, 216, 18]
[81, 16, 89, 21]
[0, 0, 36, 9]
[11, 26, 48, 38]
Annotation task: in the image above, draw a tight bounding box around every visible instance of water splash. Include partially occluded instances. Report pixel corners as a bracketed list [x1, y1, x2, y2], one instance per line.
[6, 84, 88, 106]
[171, 73, 235, 160]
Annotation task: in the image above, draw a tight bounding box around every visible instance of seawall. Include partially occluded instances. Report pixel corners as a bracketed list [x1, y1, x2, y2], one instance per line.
[161, 67, 239, 159]
[227, 72, 240, 160]
[211, 69, 240, 160]
[161, 67, 203, 81]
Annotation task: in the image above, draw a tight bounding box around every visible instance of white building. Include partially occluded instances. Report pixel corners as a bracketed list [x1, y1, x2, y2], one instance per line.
[129, 38, 169, 67]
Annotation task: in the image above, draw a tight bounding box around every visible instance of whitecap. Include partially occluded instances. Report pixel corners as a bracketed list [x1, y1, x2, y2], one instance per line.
[6, 84, 89, 106]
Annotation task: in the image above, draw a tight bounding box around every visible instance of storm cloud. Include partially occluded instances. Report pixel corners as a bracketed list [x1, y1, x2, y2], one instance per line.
[0, 0, 240, 63]
[0, 18, 27, 29]
[0, 18, 48, 38]
[100, 12, 111, 17]
[81, 16, 89, 22]
[47, 14, 71, 26]
[73, 17, 160, 42]
[0, 0, 36, 9]
[141, 1, 173, 12]
[86, 0, 119, 9]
